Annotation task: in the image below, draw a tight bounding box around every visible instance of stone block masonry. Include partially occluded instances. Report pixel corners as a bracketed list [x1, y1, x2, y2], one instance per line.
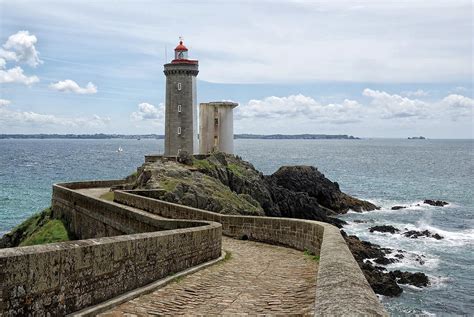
[0, 180, 221, 316]
[115, 189, 388, 316]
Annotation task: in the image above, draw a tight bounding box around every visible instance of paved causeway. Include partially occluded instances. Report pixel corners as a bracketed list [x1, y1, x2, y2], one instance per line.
[100, 237, 318, 316]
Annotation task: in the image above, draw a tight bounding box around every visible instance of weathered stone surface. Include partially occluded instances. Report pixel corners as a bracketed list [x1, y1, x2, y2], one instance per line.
[0, 181, 222, 316]
[101, 237, 318, 315]
[116, 189, 387, 315]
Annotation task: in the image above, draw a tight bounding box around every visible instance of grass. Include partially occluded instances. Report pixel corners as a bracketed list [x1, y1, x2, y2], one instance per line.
[19, 219, 70, 247]
[304, 250, 320, 262]
[99, 191, 115, 201]
[227, 163, 246, 177]
[193, 158, 213, 171]
[160, 178, 179, 192]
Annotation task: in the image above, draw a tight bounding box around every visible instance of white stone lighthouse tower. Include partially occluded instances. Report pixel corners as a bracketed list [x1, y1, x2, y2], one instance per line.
[163, 39, 199, 157]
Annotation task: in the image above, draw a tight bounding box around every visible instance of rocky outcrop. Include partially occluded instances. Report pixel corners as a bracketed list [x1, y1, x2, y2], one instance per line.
[130, 153, 378, 227]
[342, 231, 430, 296]
[266, 166, 379, 213]
[424, 200, 448, 207]
[404, 230, 444, 240]
[369, 225, 400, 234]
[391, 205, 406, 210]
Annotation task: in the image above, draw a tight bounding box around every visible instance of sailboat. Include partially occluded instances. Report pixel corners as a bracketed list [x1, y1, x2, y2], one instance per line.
[117, 146, 123, 153]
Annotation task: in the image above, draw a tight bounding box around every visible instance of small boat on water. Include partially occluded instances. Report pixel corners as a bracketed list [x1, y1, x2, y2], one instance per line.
[117, 146, 123, 152]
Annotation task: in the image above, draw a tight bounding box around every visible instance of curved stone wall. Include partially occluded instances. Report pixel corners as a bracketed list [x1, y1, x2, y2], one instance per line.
[0, 181, 222, 316]
[114, 189, 387, 316]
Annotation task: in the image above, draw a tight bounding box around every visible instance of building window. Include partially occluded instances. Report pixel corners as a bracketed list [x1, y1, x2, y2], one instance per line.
[177, 127, 181, 135]
[177, 83, 182, 90]
[214, 118, 219, 125]
[178, 104, 182, 113]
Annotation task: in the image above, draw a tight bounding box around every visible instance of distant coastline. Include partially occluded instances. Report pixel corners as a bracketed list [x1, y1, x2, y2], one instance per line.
[0, 133, 359, 140]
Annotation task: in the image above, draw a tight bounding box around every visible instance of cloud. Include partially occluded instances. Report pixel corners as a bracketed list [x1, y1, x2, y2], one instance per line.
[131, 102, 164, 121]
[0, 99, 11, 107]
[0, 58, 5, 69]
[236, 94, 364, 124]
[1, 31, 42, 67]
[235, 90, 474, 126]
[362, 88, 429, 119]
[0, 66, 39, 85]
[0, 106, 110, 127]
[49, 80, 98, 94]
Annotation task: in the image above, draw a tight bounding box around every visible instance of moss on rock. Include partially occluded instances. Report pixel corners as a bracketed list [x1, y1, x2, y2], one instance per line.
[0, 208, 72, 248]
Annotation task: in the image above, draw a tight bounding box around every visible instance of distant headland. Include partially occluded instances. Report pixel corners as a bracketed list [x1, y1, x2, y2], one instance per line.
[0, 133, 360, 140]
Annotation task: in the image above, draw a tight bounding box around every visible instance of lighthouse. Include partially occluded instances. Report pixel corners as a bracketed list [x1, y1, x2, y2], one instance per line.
[163, 39, 199, 157]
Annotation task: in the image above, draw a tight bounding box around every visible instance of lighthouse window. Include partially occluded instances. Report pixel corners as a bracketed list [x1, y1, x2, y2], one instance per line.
[177, 83, 182, 91]
[177, 127, 181, 135]
[178, 104, 182, 112]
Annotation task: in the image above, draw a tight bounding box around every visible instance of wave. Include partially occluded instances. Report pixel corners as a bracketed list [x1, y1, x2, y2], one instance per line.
[346, 198, 458, 215]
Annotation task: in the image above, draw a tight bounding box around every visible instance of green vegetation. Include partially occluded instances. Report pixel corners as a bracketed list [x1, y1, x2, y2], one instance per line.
[223, 250, 233, 262]
[160, 178, 179, 192]
[99, 191, 115, 201]
[304, 250, 320, 262]
[227, 163, 246, 177]
[0, 208, 72, 248]
[193, 158, 214, 171]
[19, 219, 70, 246]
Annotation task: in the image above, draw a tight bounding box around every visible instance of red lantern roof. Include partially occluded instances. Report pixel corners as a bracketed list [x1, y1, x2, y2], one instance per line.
[175, 41, 188, 51]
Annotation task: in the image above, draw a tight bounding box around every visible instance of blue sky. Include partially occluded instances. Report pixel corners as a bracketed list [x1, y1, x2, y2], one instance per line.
[0, 0, 472, 138]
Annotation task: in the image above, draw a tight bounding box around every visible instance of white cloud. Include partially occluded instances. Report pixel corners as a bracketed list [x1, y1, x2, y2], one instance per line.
[0, 66, 39, 85]
[236, 90, 474, 126]
[0, 99, 11, 107]
[0, 58, 5, 69]
[49, 80, 97, 94]
[1, 31, 42, 67]
[362, 88, 429, 119]
[131, 102, 164, 121]
[236, 94, 364, 124]
[0, 106, 110, 127]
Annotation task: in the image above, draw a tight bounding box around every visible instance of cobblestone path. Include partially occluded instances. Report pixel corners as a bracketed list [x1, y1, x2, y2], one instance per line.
[100, 237, 318, 316]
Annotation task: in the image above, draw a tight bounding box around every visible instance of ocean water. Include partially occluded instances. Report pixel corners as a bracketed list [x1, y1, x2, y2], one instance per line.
[0, 138, 472, 315]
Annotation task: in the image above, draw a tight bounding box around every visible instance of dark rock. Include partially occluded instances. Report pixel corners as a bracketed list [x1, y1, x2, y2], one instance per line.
[424, 199, 448, 207]
[267, 166, 379, 213]
[391, 205, 406, 210]
[390, 270, 429, 287]
[403, 230, 444, 240]
[360, 262, 403, 297]
[369, 225, 400, 234]
[374, 256, 396, 265]
[353, 219, 367, 223]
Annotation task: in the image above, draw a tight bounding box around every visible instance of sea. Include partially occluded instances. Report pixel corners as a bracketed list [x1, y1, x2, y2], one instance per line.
[0, 138, 472, 315]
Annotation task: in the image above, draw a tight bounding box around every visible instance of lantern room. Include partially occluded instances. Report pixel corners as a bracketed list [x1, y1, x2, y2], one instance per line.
[174, 40, 188, 60]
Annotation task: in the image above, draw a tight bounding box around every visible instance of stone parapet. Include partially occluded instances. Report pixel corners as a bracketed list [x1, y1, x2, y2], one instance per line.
[115, 189, 387, 316]
[0, 181, 221, 316]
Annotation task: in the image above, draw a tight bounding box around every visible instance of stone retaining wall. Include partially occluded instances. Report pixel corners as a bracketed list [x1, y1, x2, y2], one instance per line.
[115, 189, 387, 316]
[0, 181, 222, 316]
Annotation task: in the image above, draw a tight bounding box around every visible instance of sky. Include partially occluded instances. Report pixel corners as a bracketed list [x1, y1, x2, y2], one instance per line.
[0, 0, 472, 138]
